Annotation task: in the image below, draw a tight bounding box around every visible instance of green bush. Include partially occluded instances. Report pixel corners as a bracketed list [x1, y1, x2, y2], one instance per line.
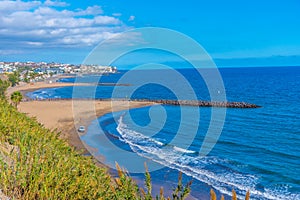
[0, 99, 113, 199]
[0, 79, 10, 98]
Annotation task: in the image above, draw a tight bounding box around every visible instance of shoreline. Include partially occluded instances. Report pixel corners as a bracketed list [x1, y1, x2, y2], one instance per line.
[12, 79, 260, 165]
[18, 99, 155, 155]
[6, 81, 130, 100]
[7, 80, 154, 158]
[9, 78, 261, 109]
[14, 82, 193, 197]
[10, 81, 246, 199]
[6, 81, 89, 98]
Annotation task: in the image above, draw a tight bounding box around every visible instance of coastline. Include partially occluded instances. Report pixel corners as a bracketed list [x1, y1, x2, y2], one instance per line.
[13, 82, 199, 198]
[9, 80, 155, 163]
[6, 81, 91, 98]
[12, 80, 193, 158]
[8, 80, 256, 199]
[18, 99, 155, 155]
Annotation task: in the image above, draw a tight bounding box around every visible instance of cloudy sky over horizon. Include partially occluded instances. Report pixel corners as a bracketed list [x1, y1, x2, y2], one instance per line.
[1, 0, 300, 67]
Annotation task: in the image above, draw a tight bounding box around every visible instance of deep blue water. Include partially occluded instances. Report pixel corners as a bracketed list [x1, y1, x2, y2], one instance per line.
[27, 67, 300, 199]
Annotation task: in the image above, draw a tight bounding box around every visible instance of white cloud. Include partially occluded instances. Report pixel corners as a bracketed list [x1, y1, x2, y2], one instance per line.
[76, 5, 103, 16]
[94, 16, 121, 25]
[0, 0, 41, 12]
[26, 41, 44, 46]
[59, 32, 119, 46]
[0, 0, 131, 48]
[128, 15, 135, 21]
[44, 0, 69, 7]
[100, 31, 146, 47]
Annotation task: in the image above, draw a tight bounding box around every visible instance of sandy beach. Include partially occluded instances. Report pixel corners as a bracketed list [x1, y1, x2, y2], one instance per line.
[6, 81, 94, 98]
[12, 81, 154, 156]
[7, 82, 154, 153]
[19, 100, 154, 152]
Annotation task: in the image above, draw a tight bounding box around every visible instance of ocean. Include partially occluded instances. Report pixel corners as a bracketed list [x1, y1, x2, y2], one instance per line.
[27, 66, 300, 199]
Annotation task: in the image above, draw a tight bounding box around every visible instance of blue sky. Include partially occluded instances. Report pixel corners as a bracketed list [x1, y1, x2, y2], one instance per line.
[1, 0, 300, 67]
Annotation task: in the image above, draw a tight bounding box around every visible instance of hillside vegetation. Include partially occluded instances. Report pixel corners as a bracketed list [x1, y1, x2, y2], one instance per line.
[0, 98, 113, 199]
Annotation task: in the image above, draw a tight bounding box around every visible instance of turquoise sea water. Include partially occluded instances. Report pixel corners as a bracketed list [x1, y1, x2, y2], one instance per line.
[27, 67, 300, 199]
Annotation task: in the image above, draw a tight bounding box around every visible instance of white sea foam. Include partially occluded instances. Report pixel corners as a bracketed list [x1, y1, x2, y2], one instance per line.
[173, 146, 196, 154]
[116, 115, 300, 200]
[117, 116, 164, 147]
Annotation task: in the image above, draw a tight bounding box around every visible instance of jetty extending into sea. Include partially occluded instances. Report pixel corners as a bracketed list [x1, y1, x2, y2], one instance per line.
[130, 99, 261, 108]
[22, 97, 261, 108]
